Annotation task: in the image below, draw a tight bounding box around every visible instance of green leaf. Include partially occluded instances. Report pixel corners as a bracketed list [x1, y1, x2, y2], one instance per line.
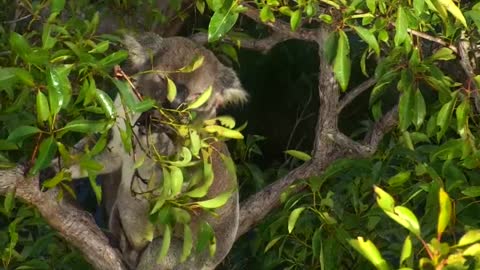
[324, 32, 338, 64]
[36, 91, 50, 124]
[366, 0, 376, 13]
[429, 47, 456, 61]
[204, 115, 236, 128]
[288, 207, 306, 233]
[196, 190, 234, 209]
[311, 228, 322, 259]
[196, 221, 215, 253]
[260, 6, 275, 23]
[461, 186, 480, 198]
[437, 188, 451, 238]
[47, 67, 71, 114]
[196, 0, 206, 14]
[290, 10, 301, 31]
[166, 77, 177, 103]
[42, 24, 57, 49]
[413, 90, 426, 129]
[400, 235, 412, 266]
[88, 40, 110, 54]
[333, 30, 351, 91]
[170, 166, 184, 196]
[374, 185, 395, 211]
[9, 32, 31, 60]
[456, 98, 469, 137]
[112, 79, 137, 109]
[30, 137, 58, 175]
[189, 129, 201, 157]
[349, 237, 390, 270]
[51, 0, 66, 14]
[388, 206, 421, 236]
[399, 86, 414, 131]
[132, 99, 156, 113]
[394, 7, 408, 46]
[185, 152, 214, 198]
[95, 89, 115, 119]
[4, 190, 15, 216]
[42, 170, 67, 188]
[437, 0, 467, 27]
[387, 171, 411, 187]
[60, 120, 107, 134]
[180, 225, 193, 262]
[204, 125, 244, 139]
[458, 230, 480, 246]
[156, 225, 172, 263]
[353, 26, 380, 56]
[264, 236, 282, 253]
[436, 92, 458, 140]
[0, 140, 18, 151]
[208, 3, 239, 42]
[178, 55, 205, 73]
[186, 86, 213, 110]
[285, 150, 311, 161]
[7, 126, 41, 143]
[98, 50, 129, 69]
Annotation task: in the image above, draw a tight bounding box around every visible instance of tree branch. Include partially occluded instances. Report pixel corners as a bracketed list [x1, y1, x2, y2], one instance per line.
[190, 32, 292, 51]
[0, 167, 127, 270]
[338, 78, 376, 113]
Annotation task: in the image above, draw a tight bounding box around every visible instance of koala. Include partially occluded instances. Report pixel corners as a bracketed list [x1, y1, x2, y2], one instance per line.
[123, 32, 248, 118]
[98, 34, 246, 269]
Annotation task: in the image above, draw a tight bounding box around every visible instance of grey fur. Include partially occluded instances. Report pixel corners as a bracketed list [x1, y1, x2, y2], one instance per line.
[123, 33, 248, 117]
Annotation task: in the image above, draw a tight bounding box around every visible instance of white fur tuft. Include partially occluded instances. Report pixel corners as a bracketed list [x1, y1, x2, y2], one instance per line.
[222, 88, 249, 106]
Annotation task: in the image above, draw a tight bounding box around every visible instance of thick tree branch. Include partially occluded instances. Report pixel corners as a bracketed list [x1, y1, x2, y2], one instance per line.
[458, 36, 480, 113]
[0, 167, 126, 270]
[190, 32, 292, 51]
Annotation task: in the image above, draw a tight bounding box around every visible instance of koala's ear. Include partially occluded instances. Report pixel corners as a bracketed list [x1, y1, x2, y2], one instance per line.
[123, 32, 164, 72]
[123, 34, 147, 71]
[217, 66, 249, 107]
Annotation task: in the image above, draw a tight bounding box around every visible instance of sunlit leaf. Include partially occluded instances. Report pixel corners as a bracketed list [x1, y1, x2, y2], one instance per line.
[95, 89, 115, 119]
[400, 235, 412, 266]
[36, 91, 50, 124]
[285, 150, 311, 161]
[170, 166, 184, 196]
[349, 237, 389, 270]
[458, 230, 480, 246]
[196, 190, 234, 209]
[204, 125, 244, 139]
[166, 77, 177, 103]
[208, 3, 239, 42]
[437, 188, 452, 238]
[186, 86, 212, 110]
[178, 55, 204, 73]
[437, 0, 467, 27]
[288, 207, 306, 233]
[290, 10, 301, 31]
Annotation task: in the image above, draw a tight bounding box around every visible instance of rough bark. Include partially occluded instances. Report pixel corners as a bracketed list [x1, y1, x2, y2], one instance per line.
[0, 167, 127, 270]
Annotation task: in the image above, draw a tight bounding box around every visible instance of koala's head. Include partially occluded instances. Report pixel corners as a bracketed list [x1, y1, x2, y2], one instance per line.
[123, 32, 248, 118]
